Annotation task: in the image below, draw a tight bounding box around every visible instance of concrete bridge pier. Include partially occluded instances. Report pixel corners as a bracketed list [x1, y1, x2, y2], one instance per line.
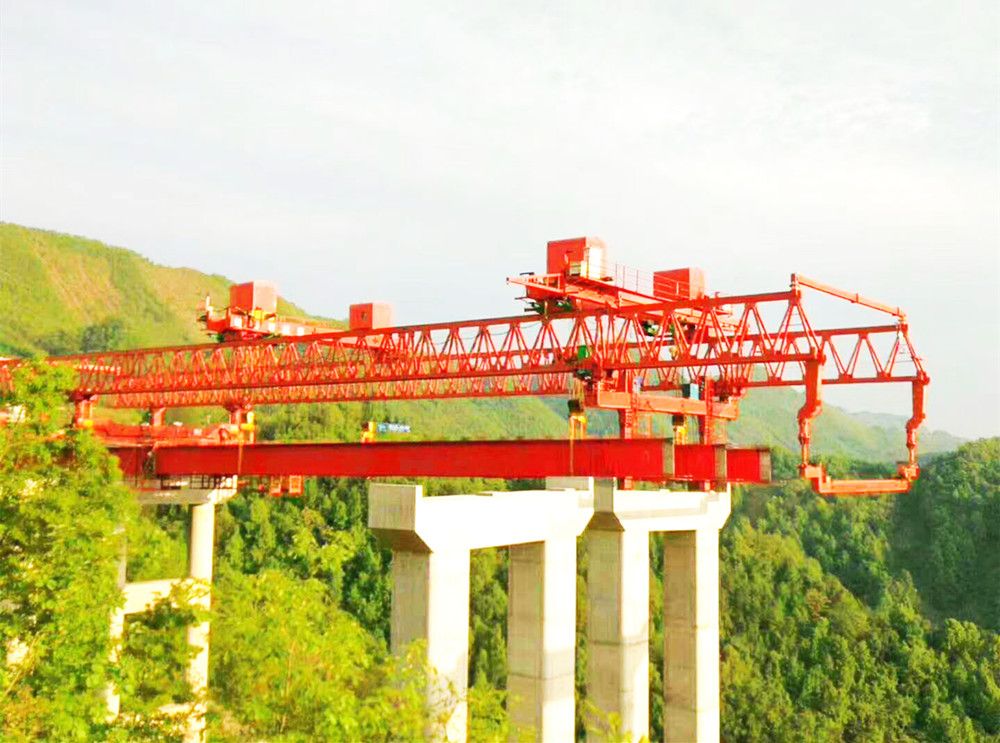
[389, 545, 471, 733]
[369, 483, 594, 742]
[370, 478, 730, 743]
[182, 499, 216, 742]
[663, 526, 723, 743]
[507, 535, 579, 740]
[574, 478, 731, 743]
[106, 483, 235, 743]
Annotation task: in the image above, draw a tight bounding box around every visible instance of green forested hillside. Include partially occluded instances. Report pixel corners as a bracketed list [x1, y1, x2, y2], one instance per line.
[718, 441, 1000, 740]
[729, 387, 964, 461]
[893, 438, 1000, 631]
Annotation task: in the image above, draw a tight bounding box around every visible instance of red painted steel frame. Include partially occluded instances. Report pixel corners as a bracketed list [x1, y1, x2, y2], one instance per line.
[0, 287, 925, 407]
[110, 439, 770, 484]
[0, 265, 928, 496]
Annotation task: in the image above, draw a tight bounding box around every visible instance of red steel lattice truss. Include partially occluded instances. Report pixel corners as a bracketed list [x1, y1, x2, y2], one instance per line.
[0, 251, 929, 495]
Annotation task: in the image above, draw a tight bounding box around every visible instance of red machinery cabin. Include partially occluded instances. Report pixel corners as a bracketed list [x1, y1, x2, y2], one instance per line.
[201, 280, 339, 340]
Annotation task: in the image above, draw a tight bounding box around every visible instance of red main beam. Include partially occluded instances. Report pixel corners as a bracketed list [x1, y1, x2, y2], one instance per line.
[111, 439, 770, 484]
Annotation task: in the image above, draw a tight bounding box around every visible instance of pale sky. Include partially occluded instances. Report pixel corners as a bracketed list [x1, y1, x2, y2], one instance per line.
[2, 1, 998, 438]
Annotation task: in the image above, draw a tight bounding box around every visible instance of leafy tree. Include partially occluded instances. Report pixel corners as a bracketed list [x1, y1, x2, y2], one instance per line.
[893, 439, 1000, 630]
[0, 363, 136, 739]
[471, 548, 508, 688]
[80, 319, 129, 353]
[39, 329, 81, 355]
[209, 568, 446, 741]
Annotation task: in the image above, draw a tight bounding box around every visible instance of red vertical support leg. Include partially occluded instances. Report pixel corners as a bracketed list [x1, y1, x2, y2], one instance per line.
[693, 379, 716, 490]
[618, 408, 636, 490]
[227, 406, 255, 444]
[74, 396, 96, 429]
[699, 378, 714, 446]
[797, 360, 823, 476]
[901, 378, 927, 480]
[226, 406, 253, 489]
[149, 407, 166, 427]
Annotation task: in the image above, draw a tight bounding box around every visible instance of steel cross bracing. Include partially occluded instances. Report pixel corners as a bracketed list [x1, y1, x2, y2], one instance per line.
[0, 273, 929, 496]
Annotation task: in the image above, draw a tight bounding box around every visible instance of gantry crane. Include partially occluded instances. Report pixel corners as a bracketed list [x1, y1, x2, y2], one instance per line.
[0, 237, 928, 496]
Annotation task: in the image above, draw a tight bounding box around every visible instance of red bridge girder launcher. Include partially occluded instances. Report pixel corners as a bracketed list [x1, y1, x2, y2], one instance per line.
[0, 237, 928, 496]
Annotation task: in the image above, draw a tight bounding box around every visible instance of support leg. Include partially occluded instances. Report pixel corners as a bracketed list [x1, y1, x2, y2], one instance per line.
[184, 502, 215, 743]
[391, 548, 471, 742]
[663, 529, 720, 743]
[105, 532, 127, 719]
[507, 538, 578, 742]
[585, 528, 649, 742]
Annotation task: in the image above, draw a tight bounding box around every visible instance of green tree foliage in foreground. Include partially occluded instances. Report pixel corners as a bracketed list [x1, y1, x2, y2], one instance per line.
[0, 368, 475, 741]
[0, 363, 137, 739]
[210, 569, 440, 741]
[0, 365, 203, 739]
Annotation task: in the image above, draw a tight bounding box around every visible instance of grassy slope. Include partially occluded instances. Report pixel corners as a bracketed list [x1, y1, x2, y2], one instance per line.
[0, 223, 963, 460]
[0, 222, 313, 355]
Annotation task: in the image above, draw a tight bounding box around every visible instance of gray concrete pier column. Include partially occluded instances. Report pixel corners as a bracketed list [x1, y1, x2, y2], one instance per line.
[391, 547, 471, 741]
[585, 536, 649, 739]
[184, 501, 216, 743]
[105, 537, 128, 719]
[507, 537, 578, 741]
[105, 607, 126, 718]
[582, 479, 650, 741]
[663, 528, 721, 743]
